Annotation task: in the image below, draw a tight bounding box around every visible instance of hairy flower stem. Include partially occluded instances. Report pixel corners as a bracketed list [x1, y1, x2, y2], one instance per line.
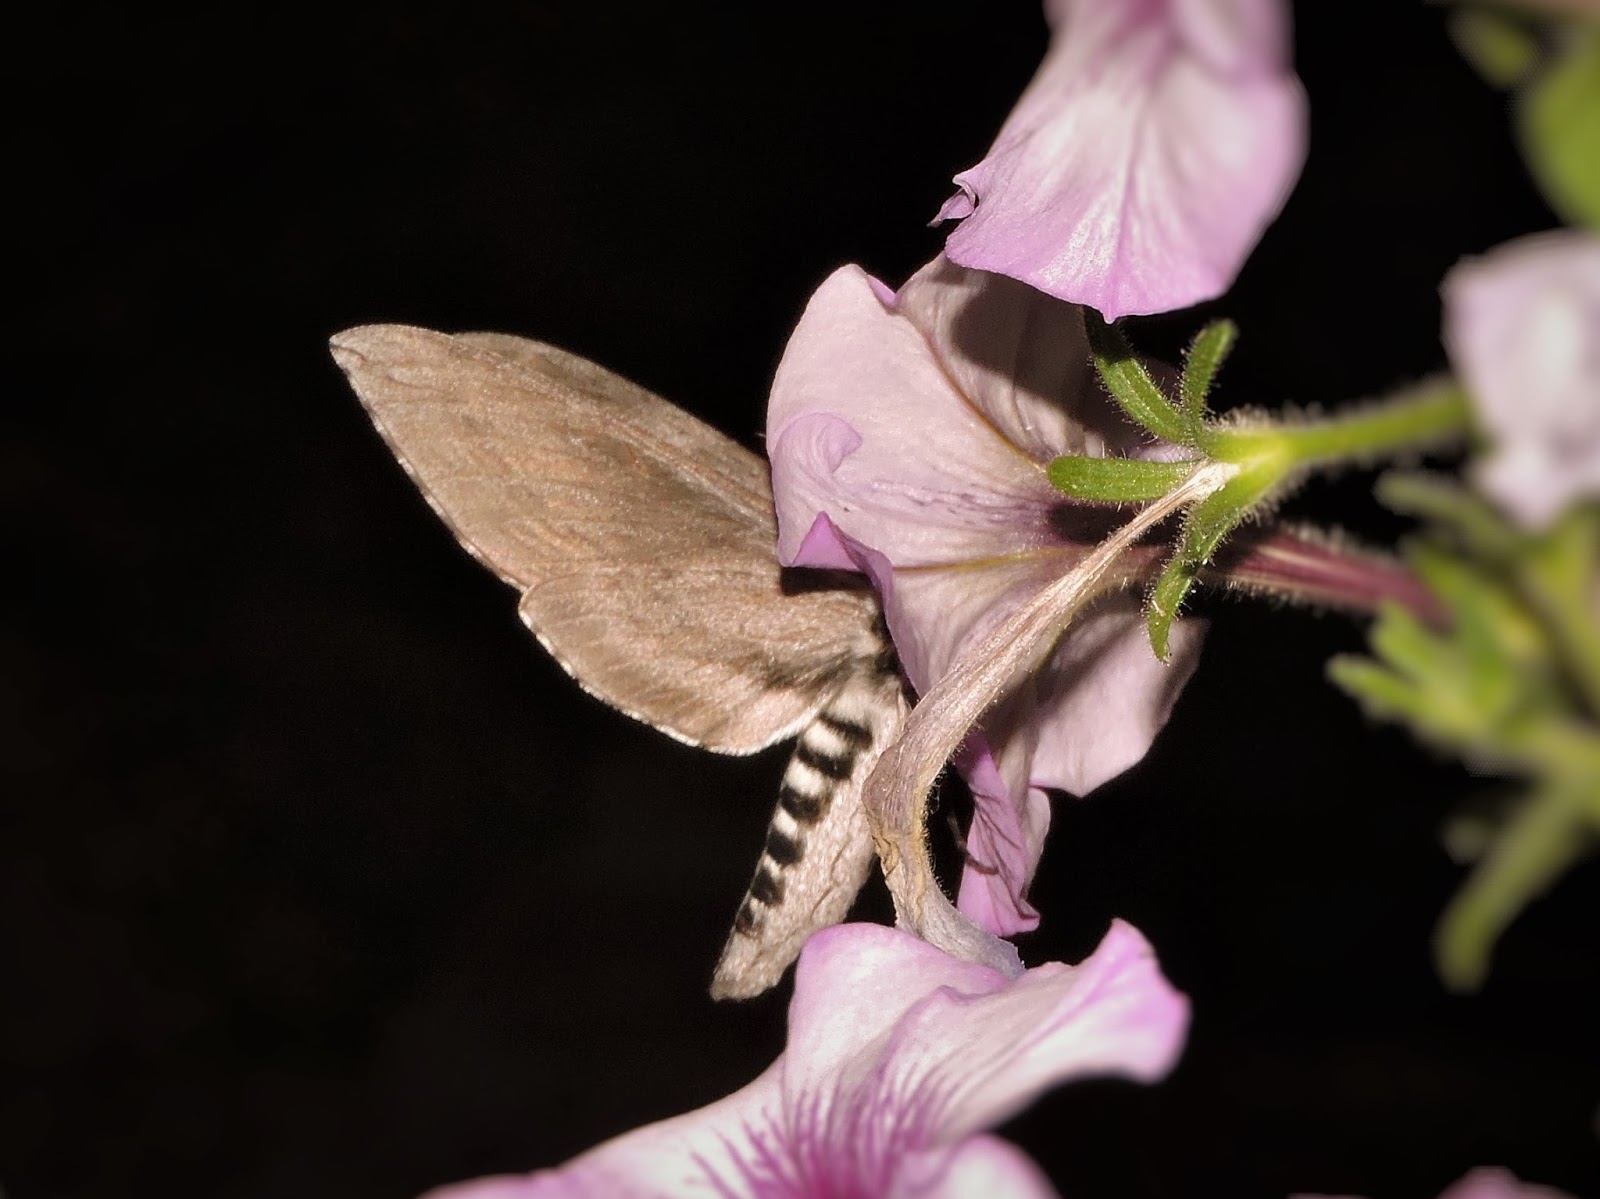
[1204, 380, 1471, 468]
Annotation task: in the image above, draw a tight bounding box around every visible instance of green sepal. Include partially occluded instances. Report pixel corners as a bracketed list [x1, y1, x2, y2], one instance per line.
[1180, 319, 1237, 430]
[1520, 26, 1600, 229]
[1145, 469, 1268, 660]
[1085, 311, 1194, 446]
[1045, 455, 1197, 503]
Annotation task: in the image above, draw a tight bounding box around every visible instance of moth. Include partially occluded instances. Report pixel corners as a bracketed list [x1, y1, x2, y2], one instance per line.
[331, 325, 908, 999]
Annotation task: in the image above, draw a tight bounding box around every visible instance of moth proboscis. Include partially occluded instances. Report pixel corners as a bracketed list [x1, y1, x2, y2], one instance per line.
[331, 325, 906, 999]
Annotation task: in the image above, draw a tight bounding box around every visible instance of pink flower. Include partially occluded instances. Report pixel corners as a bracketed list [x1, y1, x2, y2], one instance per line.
[766, 256, 1206, 938]
[1296, 1165, 1577, 1199]
[423, 920, 1188, 1199]
[936, 0, 1307, 319]
[1442, 230, 1600, 529]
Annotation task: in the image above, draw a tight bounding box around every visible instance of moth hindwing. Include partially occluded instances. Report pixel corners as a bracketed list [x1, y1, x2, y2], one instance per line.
[330, 324, 902, 997]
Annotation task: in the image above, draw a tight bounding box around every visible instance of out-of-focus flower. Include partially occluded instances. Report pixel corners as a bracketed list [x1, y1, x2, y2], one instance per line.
[1442, 229, 1600, 529]
[766, 256, 1206, 938]
[935, 0, 1307, 319]
[425, 920, 1188, 1199]
[1296, 1165, 1577, 1199]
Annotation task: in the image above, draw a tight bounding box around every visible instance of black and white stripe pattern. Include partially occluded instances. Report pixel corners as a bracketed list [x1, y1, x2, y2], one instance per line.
[710, 658, 908, 1000]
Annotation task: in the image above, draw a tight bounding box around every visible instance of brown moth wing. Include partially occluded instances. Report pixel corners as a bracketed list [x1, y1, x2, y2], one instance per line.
[329, 324, 881, 753]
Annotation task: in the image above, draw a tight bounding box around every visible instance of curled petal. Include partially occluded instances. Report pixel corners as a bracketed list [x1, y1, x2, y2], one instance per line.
[768, 266, 1076, 571]
[939, 0, 1307, 318]
[787, 921, 1187, 1148]
[1442, 230, 1600, 529]
[955, 736, 1046, 936]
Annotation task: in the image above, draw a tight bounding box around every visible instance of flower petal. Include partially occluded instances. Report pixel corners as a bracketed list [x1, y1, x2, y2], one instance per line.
[893, 1135, 1060, 1199]
[890, 256, 1134, 463]
[833, 919, 1188, 1149]
[1023, 596, 1205, 794]
[784, 923, 1012, 1090]
[1442, 229, 1600, 529]
[940, 0, 1307, 318]
[955, 735, 1047, 937]
[767, 266, 1071, 571]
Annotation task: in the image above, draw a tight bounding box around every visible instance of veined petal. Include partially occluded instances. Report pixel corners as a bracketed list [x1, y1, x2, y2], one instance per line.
[428, 924, 1186, 1199]
[784, 922, 1185, 1157]
[940, 0, 1306, 318]
[1442, 230, 1600, 529]
[849, 920, 1187, 1148]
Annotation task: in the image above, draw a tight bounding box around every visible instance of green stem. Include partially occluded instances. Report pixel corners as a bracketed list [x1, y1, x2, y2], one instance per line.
[1206, 380, 1471, 469]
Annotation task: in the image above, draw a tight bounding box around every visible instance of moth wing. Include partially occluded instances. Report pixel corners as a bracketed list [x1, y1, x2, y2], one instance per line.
[330, 324, 879, 753]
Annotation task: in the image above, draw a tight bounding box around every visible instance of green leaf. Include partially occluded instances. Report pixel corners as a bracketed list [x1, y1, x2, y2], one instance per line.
[1045, 455, 1196, 503]
[1520, 27, 1600, 229]
[1327, 655, 1425, 724]
[1084, 311, 1194, 445]
[1435, 782, 1591, 992]
[1181, 319, 1238, 429]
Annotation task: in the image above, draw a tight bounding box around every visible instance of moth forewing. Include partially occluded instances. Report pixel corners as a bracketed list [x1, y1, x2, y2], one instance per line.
[331, 324, 897, 996]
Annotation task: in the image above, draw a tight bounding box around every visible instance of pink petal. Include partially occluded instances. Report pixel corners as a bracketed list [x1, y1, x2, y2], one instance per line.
[1024, 597, 1205, 795]
[872, 919, 1188, 1146]
[1442, 230, 1600, 529]
[894, 1135, 1060, 1199]
[940, 0, 1307, 318]
[767, 267, 1068, 572]
[955, 737, 1047, 936]
[783, 923, 1011, 1090]
[890, 256, 1136, 464]
[429, 924, 1185, 1199]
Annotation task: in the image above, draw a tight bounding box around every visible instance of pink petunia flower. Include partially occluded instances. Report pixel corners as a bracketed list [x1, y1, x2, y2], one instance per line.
[423, 920, 1188, 1199]
[766, 255, 1208, 939]
[936, 0, 1307, 319]
[1442, 229, 1600, 530]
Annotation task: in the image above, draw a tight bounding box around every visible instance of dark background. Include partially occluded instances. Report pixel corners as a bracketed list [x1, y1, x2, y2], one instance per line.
[9, 2, 1599, 1197]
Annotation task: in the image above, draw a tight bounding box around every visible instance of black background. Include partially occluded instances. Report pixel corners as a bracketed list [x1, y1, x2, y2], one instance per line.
[9, 2, 1599, 1197]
